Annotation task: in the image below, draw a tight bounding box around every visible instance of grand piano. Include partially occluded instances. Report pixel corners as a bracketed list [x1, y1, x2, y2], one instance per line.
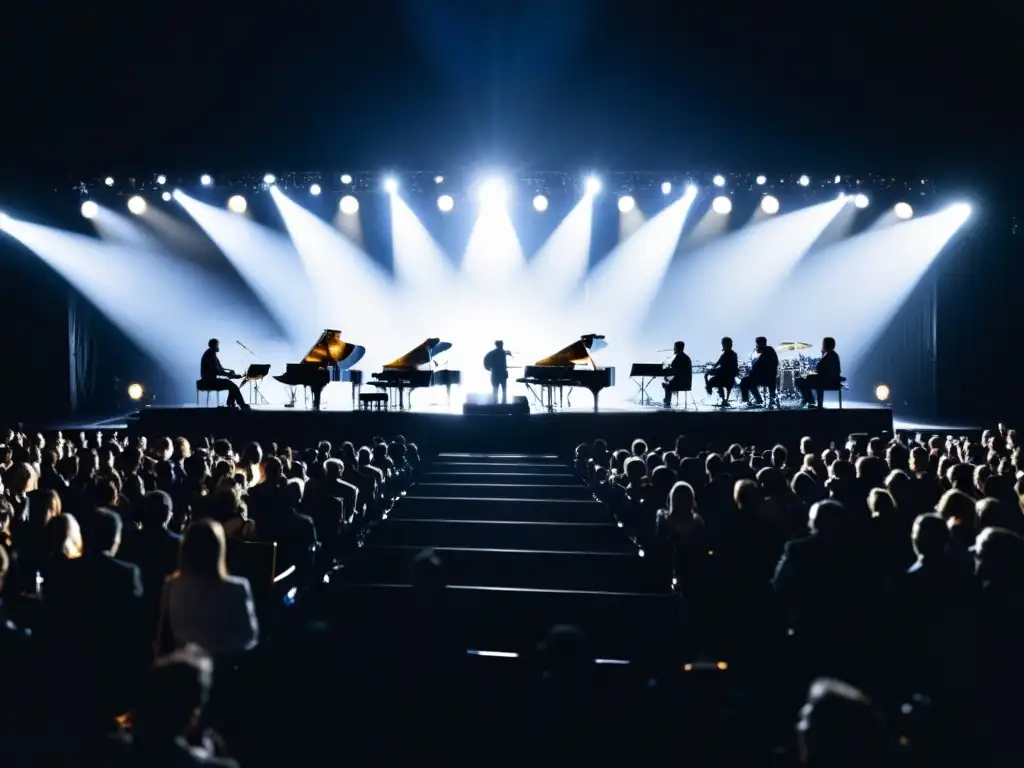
[518, 334, 616, 412]
[369, 338, 461, 409]
[273, 329, 365, 410]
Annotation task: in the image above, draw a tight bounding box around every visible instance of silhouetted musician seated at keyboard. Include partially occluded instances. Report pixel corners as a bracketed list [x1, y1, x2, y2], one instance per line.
[704, 336, 739, 405]
[662, 340, 692, 407]
[200, 338, 249, 410]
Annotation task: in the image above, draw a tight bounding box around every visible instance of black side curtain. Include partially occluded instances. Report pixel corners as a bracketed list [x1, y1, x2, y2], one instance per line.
[67, 293, 96, 413]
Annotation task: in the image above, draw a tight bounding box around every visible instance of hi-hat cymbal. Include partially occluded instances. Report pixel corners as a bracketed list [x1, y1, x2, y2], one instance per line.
[777, 341, 813, 352]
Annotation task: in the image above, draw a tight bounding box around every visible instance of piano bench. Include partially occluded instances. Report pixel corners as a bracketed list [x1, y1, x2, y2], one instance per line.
[359, 393, 389, 411]
[196, 380, 222, 408]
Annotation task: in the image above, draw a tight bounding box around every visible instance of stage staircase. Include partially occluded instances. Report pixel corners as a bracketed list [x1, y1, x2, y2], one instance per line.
[338, 451, 675, 660]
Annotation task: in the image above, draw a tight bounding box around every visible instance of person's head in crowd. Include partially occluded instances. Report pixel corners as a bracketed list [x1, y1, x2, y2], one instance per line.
[44, 513, 83, 559]
[152, 436, 173, 463]
[912, 513, 949, 562]
[799, 436, 815, 457]
[769, 444, 787, 470]
[976, 497, 1023, 535]
[973, 463, 992, 494]
[624, 456, 646, 487]
[644, 452, 663, 475]
[7, 462, 37, 498]
[867, 488, 897, 520]
[179, 519, 229, 581]
[324, 458, 344, 480]
[340, 441, 357, 466]
[790, 471, 820, 508]
[975, 527, 1024, 587]
[317, 440, 332, 460]
[734, 478, 763, 513]
[726, 443, 743, 462]
[262, 455, 284, 485]
[135, 647, 214, 746]
[909, 446, 928, 475]
[631, 439, 647, 458]
[884, 470, 913, 511]
[808, 499, 850, 538]
[936, 488, 975, 529]
[57, 453, 79, 483]
[650, 465, 676, 506]
[91, 477, 119, 509]
[239, 441, 262, 468]
[285, 478, 304, 507]
[945, 463, 974, 494]
[212, 439, 233, 460]
[820, 448, 838, 468]
[142, 490, 173, 531]
[666, 482, 698, 528]
[705, 453, 724, 480]
[965, 441, 985, 465]
[172, 436, 191, 462]
[755, 466, 788, 499]
[592, 438, 608, 460]
[662, 450, 680, 473]
[574, 443, 591, 466]
[927, 435, 943, 455]
[89, 507, 123, 556]
[866, 437, 885, 459]
[356, 446, 372, 469]
[885, 441, 909, 472]
[855, 455, 888, 491]
[797, 678, 888, 768]
[801, 452, 823, 478]
[28, 488, 62, 529]
[0, 543, 8, 592]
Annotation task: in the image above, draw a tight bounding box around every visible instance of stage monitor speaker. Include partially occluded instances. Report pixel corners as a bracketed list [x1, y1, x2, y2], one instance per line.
[462, 395, 529, 415]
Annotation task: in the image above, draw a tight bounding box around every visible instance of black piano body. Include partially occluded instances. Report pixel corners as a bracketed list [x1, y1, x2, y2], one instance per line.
[273, 329, 365, 410]
[369, 339, 461, 409]
[517, 334, 615, 412]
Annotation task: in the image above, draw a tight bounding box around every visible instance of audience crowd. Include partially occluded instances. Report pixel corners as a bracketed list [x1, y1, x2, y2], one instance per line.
[0, 426, 416, 766]
[577, 424, 1024, 765]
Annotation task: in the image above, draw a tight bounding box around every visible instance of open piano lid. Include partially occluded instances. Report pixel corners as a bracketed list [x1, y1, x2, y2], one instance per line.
[383, 338, 453, 369]
[534, 334, 607, 366]
[304, 329, 366, 370]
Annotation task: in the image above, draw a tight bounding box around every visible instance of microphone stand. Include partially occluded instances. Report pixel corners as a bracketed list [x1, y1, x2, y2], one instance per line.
[235, 340, 269, 406]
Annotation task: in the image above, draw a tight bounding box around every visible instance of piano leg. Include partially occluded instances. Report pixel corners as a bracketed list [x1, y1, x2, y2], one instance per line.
[591, 389, 600, 413]
[446, 383, 452, 407]
[311, 385, 324, 411]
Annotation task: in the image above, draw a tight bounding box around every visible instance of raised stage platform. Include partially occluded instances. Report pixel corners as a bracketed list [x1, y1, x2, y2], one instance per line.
[130, 405, 894, 455]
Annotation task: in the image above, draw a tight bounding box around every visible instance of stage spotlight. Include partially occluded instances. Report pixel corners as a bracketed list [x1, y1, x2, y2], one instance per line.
[228, 195, 247, 214]
[760, 195, 779, 214]
[949, 202, 972, 220]
[854, 193, 869, 209]
[127, 196, 147, 215]
[585, 176, 601, 196]
[80, 200, 99, 219]
[661, 181, 672, 195]
[834, 175, 841, 184]
[874, 383, 891, 402]
[437, 194, 454, 213]
[479, 177, 508, 207]
[798, 175, 810, 187]
[339, 195, 359, 214]
[310, 183, 322, 196]
[127, 383, 144, 401]
[104, 177, 114, 187]
[434, 175, 444, 184]
[712, 196, 732, 215]
[756, 175, 767, 185]
[618, 195, 635, 213]
[0, 211, 8, 230]
[384, 177, 398, 194]
[156, 175, 167, 185]
[200, 174, 213, 187]
[341, 173, 353, 185]
[533, 194, 549, 212]
[894, 202, 913, 219]
[713, 174, 726, 187]
[161, 191, 172, 202]
[263, 173, 276, 185]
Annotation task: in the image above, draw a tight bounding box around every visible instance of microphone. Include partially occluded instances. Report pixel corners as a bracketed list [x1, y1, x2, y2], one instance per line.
[236, 340, 255, 356]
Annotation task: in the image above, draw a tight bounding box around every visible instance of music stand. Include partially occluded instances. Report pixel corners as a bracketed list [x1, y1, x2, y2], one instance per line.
[243, 364, 271, 405]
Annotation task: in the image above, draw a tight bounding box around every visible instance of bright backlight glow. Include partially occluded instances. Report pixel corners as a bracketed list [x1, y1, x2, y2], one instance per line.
[127, 383, 144, 400]
[263, 173, 276, 185]
[661, 181, 672, 195]
[384, 177, 398, 194]
[437, 194, 454, 213]
[854, 193, 869, 209]
[127, 196, 147, 215]
[712, 196, 732, 215]
[161, 191, 172, 202]
[874, 383, 891, 401]
[80, 200, 99, 219]
[760, 195, 780, 215]
[798, 175, 810, 186]
[228, 195, 247, 214]
[156, 175, 167, 185]
[756, 175, 767, 185]
[104, 177, 114, 187]
[713, 174, 726, 187]
[200, 174, 212, 187]
[618, 195, 635, 213]
[894, 202, 913, 219]
[533, 194, 548, 212]
[309, 184, 321, 196]
[585, 176, 601, 196]
[341, 173, 352, 185]
[434, 175, 444, 184]
[339, 195, 360, 214]
[478, 177, 508, 208]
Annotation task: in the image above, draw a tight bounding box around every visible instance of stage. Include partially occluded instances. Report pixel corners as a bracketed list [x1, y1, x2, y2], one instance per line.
[129, 401, 894, 455]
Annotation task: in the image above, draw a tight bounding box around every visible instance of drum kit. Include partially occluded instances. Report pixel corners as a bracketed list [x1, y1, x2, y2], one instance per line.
[697, 340, 820, 406]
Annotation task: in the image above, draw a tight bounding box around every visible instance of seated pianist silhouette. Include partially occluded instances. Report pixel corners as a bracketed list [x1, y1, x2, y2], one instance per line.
[662, 341, 692, 407]
[740, 336, 780, 407]
[796, 336, 842, 408]
[199, 338, 249, 410]
[705, 336, 739, 405]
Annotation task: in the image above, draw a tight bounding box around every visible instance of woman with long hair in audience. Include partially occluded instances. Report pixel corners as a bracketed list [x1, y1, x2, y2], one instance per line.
[157, 518, 258, 658]
[655, 481, 708, 598]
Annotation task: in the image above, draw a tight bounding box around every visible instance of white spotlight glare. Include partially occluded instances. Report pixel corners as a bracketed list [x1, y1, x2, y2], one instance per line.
[661, 181, 672, 195]
[854, 193, 869, 209]
[798, 175, 810, 187]
[228, 195, 247, 214]
[127, 196, 147, 215]
[760, 195, 780, 215]
[617, 195, 635, 213]
[104, 177, 114, 187]
[156, 175, 167, 185]
[437, 194, 454, 213]
[713, 174, 726, 187]
[834, 174, 841, 184]
[80, 200, 99, 219]
[874, 384, 891, 402]
[533, 194, 549, 212]
[263, 173, 276, 185]
[434, 175, 444, 184]
[478, 177, 509, 207]
[127, 383, 145, 401]
[585, 176, 601, 196]
[756, 175, 767, 185]
[309, 183, 322, 196]
[161, 191, 172, 202]
[894, 202, 913, 220]
[339, 195, 360, 215]
[0, 211, 8, 230]
[949, 202, 972, 221]
[340, 173, 353, 185]
[200, 174, 213, 187]
[685, 185, 698, 198]
[383, 177, 398, 194]
[712, 196, 732, 215]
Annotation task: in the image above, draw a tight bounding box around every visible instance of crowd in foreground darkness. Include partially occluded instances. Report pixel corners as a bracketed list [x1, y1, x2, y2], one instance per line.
[2, 422, 1024, 765]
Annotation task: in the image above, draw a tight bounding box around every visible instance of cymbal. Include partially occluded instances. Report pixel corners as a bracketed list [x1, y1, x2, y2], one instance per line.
[777, 341, 813, 352]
